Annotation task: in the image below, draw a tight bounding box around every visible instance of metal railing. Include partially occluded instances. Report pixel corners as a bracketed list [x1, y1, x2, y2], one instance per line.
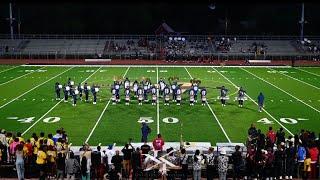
[1, 34, 320, 40]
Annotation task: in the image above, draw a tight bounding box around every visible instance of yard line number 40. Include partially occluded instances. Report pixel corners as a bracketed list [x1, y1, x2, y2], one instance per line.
[257, 117, 308, 125]
[8, 116, 60, 123]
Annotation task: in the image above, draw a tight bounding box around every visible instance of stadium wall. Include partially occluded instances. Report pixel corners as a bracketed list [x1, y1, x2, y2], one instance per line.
[0, 59, 319, 66]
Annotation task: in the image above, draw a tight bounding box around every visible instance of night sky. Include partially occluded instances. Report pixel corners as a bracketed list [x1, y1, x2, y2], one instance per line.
[0, 1, 319, 35]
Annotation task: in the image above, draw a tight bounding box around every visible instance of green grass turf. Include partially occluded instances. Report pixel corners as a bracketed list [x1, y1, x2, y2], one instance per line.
[0, 65, 319, 146]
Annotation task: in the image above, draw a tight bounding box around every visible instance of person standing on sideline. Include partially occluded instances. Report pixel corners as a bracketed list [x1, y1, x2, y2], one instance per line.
[257, 92, 264, 112]
[206, 147, 216, 180]
[81, 156, 91, 180]
[15, 144, 25, 180]
[152, 134, 165, 157]
[141, 122, 151, 142]
[217, 149, 229, 180]
[65, 152, 80, 180]
[179, 148, 188, 180]
[56, 152, 65, 180]
[192, 149, 203, 180]
[232, 145, 243, 180]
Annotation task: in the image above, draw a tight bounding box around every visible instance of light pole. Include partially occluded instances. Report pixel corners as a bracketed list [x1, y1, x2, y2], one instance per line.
[9, 2, 14, 39]
[299, 3, 305, 42]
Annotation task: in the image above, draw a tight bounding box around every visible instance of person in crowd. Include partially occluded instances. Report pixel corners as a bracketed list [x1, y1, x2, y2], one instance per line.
[179, 148, 188, 180]
[285, 141, 295, 179]
[122, 143, 134, 178]
[253, 148, 265, 178]
[91, 146, 103, 179]
[0, 129, 8, 163]
[46, 145, 57, 178]
[152, 134, 165, 155]
[140, 141, 151, 155]
[193, 149, 203, 180]
[81, 156, 91, 180]
[232, 145, 243, 179]
[274, 144, 285, 179]
[308, 142, 319, 179]
[111, 150, 123, 176]
[15, 144, 25, 180]
[266, 126, 276, 147]
[36, 145, 47, 180]
[105, 144, 115, 171]
[276, 127, 286, 145]
[264, 147, 274, 180]
[131, 147, 142, 180]
[65, 151, 80, 180]
[303, 152, 311, 180]
[56, 152, 65, 180]
[205, 147, 215, 180]
[218, 149, 229, 180]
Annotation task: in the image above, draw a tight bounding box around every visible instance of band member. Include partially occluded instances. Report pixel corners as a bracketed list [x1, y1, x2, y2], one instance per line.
[133, 80, 139, 97]
[124, 77, 130, 89]
[238, 87, 246, 107]
[137, 86, 144, 105]
[171, 82, 177, 102]
[201, 88, 207, 106]
[176, 86, 182, 106]
[114, 81, 120, 102]
[189, 88, 195, 106]
[67, 78, 73, 96]
[217, 86, 228, 106]
[111, 86, 117, 105]
[143, 82, 149, 102]
[257, 92, 265, 112]
[55, 82, 61, 100]
[71, 88, 78, 106]
[192, 82, 199, 103]
[151, 85, 157, 106]
[63, 84, 70, 102]
[91, 84, 98, 105]
[159, 78, 165, 97]
[164, 85, 170, 106]
[125, 88, 130, 105]
[77, 83, 83, 101]
[84, 83, 90, 102]
[67, 77, 72, 86]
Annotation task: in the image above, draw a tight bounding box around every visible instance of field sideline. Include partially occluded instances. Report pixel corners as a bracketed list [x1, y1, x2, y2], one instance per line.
[0, 65, 319, 146]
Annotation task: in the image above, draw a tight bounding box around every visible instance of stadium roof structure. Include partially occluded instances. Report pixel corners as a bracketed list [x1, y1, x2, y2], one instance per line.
[155, 22, 178, 35]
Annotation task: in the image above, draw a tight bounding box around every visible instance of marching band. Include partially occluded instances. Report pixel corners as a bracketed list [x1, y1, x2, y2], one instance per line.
[54, 77, 250, 108]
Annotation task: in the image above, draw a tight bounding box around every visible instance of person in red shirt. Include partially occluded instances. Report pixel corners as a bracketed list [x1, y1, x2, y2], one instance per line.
[266, 127, 276, 145]
[152, 134, 165, 152]
[308, 143, 319, 178]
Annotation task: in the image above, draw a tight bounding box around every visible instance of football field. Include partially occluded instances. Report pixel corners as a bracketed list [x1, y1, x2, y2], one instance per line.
[0, 65, 319, 146]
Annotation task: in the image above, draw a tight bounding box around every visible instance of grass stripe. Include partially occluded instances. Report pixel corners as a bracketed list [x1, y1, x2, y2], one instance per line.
[212, 67, 294, 136]
[0, 66, 46, 86]
[241, 67, 320, 114]
[0, 67, 74, 110]
[85, 67, 130, 143]
[268, 67, 320, 90]
[184, 67, 232, 142]
[0, 66, 20, 74]
[295, 68, 320, 77]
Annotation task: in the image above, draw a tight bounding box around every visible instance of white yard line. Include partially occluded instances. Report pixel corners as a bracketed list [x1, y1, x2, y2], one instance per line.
[240, 68, 320, 114]
[295, 68, 320, 77]
[22, 67, 102, 136]
[156, 66, 160, 134]
[0, 67, 46, 86]
[268, 67, 320, 90]
[0, 67, 74, 110]
[0, 65, 20, 74]
[85, 66, 130, 143]
[184, 67, 232, 142]
[212, 67, 294, 136]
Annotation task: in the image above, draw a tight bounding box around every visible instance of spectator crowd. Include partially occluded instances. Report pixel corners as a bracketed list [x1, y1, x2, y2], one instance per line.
[0, 124, 319, 180]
